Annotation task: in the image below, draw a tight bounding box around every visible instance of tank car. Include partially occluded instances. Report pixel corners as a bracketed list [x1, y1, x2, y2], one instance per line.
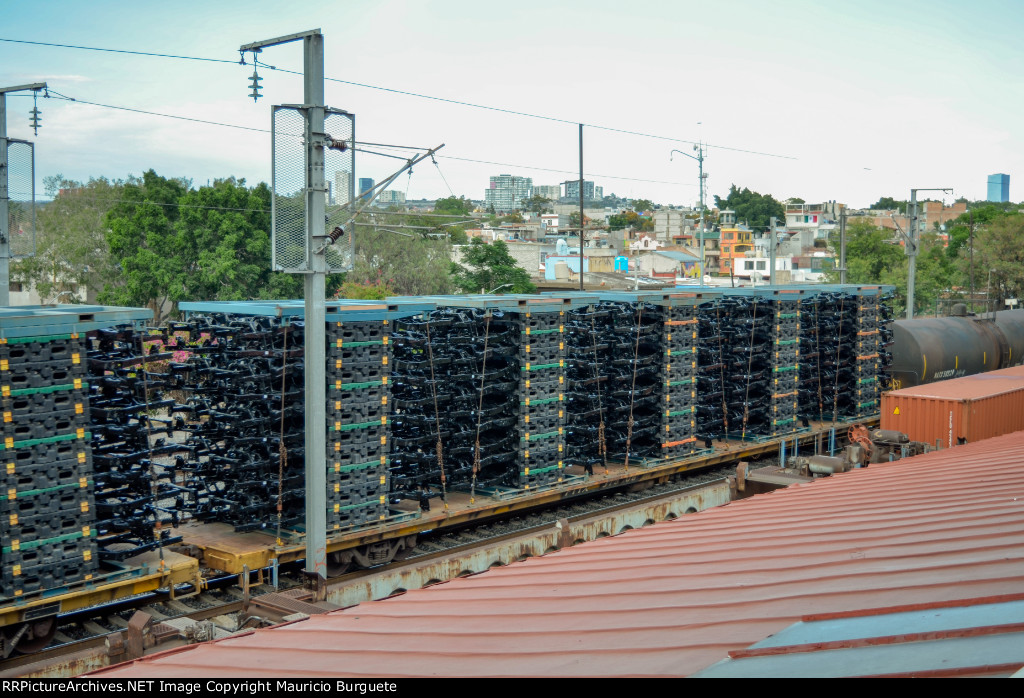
[889, 308, 1024, 388]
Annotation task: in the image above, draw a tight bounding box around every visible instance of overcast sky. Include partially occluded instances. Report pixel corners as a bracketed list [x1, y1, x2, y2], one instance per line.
[2, 0, 1021, 208]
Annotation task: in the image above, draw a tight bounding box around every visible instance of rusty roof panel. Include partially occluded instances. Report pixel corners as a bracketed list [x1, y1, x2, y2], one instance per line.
[92, 431, 1024, 678]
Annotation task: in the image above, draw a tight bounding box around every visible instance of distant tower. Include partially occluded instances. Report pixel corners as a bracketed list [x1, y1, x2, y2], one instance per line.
[334, 171, 352, 206]
[358, 177, 375, 203]
[987, 174, 1010, 202]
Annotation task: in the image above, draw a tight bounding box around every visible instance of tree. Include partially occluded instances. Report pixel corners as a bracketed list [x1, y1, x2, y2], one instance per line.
[962, 212, 1024, 307]
[826, 219, 961, 317]
[100, 171, 338, 322]
[434, 196, 474, 216]
[12, 175, 124, 303]
[451, 239, 536, 294]
[349, 227, 454, 296]
[713, 185, 784, 230]
[631, 199, 654, 213]
[608, 210, 639, 231]
[826, 220, 904, 284]
[870, 196, 907, 213]
[525, 195, 552, 214]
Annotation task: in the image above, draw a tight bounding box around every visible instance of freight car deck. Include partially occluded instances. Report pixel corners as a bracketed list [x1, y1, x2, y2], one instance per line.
[0, 549, 200, 647]
[175, 417, 873, 574]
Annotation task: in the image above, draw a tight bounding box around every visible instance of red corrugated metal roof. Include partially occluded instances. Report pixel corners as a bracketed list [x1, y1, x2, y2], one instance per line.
[889, 365, 1024, 399]
[93, 432, 1024, 678]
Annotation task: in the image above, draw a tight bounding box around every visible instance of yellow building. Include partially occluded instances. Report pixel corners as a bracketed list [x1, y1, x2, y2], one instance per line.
[719, 227, 753, 275]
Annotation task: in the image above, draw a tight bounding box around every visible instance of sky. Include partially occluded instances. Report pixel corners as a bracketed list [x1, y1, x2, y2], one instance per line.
[1, 0, 1022, 209]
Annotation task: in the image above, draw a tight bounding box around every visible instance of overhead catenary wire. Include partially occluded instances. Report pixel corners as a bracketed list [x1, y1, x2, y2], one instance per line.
[37, 89, 692, 188]
[3, 37, 797, 161]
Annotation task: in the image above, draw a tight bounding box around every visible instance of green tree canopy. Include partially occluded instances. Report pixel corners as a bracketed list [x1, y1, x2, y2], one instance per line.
[12, 175, 124, 304]
[434, 196, 474, 216]
[348, 226, 454, 296]
[870, 196, 907, 213]
[525, 195, 552, 213]
[961, 212, 1024, 308]
[452, 239, 536, 294]
[631, 199, 654, 213]
[99, 170, 339, 322]
[713, 185, 784, 230]
[826, 219, 960, 317]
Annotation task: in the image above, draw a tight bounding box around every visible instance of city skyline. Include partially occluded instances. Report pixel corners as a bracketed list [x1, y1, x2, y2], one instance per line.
[2, 1, 1022, 209]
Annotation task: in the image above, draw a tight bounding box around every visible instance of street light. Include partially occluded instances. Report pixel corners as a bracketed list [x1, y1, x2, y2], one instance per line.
[670, 144, 706, 284]
[487, 283, 513, 294]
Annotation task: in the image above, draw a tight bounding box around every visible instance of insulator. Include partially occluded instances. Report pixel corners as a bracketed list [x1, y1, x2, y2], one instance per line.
[325, 225, 347, 244]
[30, 107, 41, 135]
[248, 70, 262, 102]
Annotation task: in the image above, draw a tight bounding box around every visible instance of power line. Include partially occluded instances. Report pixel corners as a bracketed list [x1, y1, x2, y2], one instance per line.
[327, 77, 795, 160]
[6, 37, 796, 161]
[0, 37, 238, 64]
[40, 91, 690, 188]
[45, 91, 270, 134]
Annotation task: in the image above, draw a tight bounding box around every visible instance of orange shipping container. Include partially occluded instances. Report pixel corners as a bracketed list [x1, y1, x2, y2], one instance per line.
[881, 365, 1024, 447]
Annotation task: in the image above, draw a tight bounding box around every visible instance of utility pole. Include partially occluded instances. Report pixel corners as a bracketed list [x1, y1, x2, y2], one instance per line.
[905, 187, 952, 319]
[968, 209, 975, 313]
[239, 30, 328, 587]
[670, 143, 705, 283]
[769, 216, 777, 285]
[838, 208, 847, 284]
[578, 124, 584, 291]
[0, 82, 46, 306]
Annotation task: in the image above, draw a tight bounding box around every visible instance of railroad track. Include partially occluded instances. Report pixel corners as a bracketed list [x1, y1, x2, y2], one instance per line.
[1, 464, 735, 677]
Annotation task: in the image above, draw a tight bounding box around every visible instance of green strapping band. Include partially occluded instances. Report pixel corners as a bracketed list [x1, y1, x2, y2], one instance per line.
[858, 377, 877, 385]
[779, 313, 799, 319]
[2, 480, 92, 500]
[336, 380, 384, 390]
[3, 432, 91, 450]
[3, 334, 76, 345]
[772, 366, 798, 373]
[521, 430, 559, 442]
[334, 498, 380, 513]
[331, 459, 388, 473]
[521, 363, 560, 371]
[6, 382, 88, 397]
[774, 418, 796, 426]
[334, 420, 381, 432]
[521, 465, 560, 476]
[668, 379, 695, 387]
[3, 527, 95, 554]
[668, 409, 694, 417]
[521, 397, 559, 406]
[336, 340, 384, 348]
[523, 328, 560, 335]
[776, 339, 798, 346]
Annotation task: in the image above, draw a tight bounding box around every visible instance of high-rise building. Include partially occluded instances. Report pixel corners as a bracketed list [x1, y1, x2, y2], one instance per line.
[359, 177, 375, 203]
[378, 190, 406, 205]
[334, 171, 352, 206]
[484, 174, 532, 212]
[988, 173, 1010, 203]
[532, 184, 561, 201]
[564, 180, 598, 201]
